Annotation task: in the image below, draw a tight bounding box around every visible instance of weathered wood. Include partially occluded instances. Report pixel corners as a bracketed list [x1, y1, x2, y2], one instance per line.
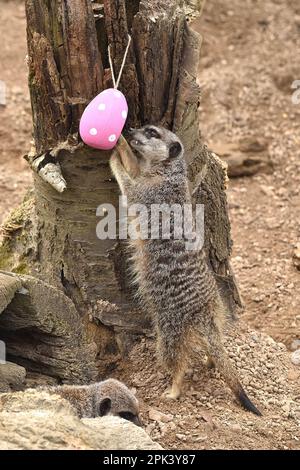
[26, 0, 103, 154]
[103, 0, 140, 126]
[0, 272, 21, 315]
[0, 271, 97, 383]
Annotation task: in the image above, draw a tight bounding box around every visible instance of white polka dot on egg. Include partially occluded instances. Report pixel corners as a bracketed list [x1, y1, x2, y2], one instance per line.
[122, 110, 128, 119]
[108, 134, 116, 142]
[89, 128, 98, 136]
[98, 103, 106, 111]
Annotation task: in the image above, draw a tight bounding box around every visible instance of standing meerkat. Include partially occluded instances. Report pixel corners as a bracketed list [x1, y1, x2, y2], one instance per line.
[45, 379, 141, 426]
[110, 126, 261, 416]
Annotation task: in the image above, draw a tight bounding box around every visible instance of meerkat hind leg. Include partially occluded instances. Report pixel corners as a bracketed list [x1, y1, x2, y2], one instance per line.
[162, 343, 190, 400]
[206, 355, 216, 369]
[164, 367, 186, 400]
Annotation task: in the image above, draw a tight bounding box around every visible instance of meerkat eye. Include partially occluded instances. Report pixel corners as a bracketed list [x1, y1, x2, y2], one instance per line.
[119, 411, 136, 422]
[145, 127, 160, 139]
[169, 141, 182, 158]
[98, 397, 112, 416]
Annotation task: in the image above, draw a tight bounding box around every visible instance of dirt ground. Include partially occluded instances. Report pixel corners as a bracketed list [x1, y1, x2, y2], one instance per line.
[0, 0, 299, 451]
[197, 0, 300, 349]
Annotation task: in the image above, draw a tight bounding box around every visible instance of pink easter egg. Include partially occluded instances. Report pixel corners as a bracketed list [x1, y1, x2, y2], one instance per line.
[79, 88, 128, 150]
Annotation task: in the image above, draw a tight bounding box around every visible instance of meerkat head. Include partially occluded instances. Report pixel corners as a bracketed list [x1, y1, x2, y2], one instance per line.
[94, 379, 142, 426]
[127, 125, 184, 175]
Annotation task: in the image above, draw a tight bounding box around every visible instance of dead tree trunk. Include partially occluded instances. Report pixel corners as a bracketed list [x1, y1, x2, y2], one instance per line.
[0, 0, 242, 384]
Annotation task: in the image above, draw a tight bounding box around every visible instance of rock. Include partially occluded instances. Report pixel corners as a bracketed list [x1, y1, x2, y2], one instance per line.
[199, 410, 216, 429]
[0, 362, 26, 392]
[0, 389, 162, 450]
[149, 409, 173, 423]
[260, 185, 275, 197]
[291, 350, 300, 366]
[193, 435, 208, 442]
[292, 244, 300, 271]
[238, 138, 268, 154]
[228, 423, 243, 432]
[287, 369, 300, 381]
[290, 339, 300, 351]
[212, 140, 273, 177]
[82, 416, 162, 450]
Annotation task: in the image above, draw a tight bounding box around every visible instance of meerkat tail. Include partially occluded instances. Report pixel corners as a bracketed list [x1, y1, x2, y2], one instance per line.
[206, 336, 262, 416]
[235, 384, 262, 416]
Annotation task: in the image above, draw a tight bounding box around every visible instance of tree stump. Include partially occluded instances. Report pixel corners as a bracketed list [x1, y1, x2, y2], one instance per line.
[0, 0, 241, 383]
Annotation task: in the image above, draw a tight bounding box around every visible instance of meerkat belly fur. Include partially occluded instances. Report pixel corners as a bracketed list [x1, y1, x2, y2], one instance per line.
[110, 126, 261, 416]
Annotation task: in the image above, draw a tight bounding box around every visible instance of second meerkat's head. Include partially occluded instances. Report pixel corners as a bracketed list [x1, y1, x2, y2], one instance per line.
[127, 125, 184, 175]
[93, 379, 142, 427]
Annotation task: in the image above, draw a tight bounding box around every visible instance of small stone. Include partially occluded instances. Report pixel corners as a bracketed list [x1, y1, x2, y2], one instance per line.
[176, 433, 186, 441]
[290, 339, 300, 351]
[260, 185, 274, 197]
[287, 369, 300, 381]
[292, 244, 300, 270]
[266, 362, 275, 369]
[291, 350, 300, 366]
[167, 422, 176, 431]
[229, 423, 242, 432]
[149, 409, 173, 423]
[193, 435, 208, 442]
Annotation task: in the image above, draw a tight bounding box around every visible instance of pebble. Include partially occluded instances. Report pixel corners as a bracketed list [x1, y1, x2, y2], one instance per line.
[149, 409, 173, 423]
[266, 362, 275, 369]
[290, 350, 300, 366]
[193, 436, 208, 442]
[290, 339, 300, 351]
[167, 422, 176, 431]
[287, 369, 299, 381]
[230, 424, 243, 432]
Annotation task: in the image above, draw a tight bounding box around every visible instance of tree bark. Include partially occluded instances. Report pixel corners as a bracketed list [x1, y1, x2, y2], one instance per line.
[0, 0, 241, 383]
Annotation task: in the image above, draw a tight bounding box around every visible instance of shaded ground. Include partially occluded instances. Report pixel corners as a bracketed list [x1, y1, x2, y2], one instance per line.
[0, 0, 299, 451]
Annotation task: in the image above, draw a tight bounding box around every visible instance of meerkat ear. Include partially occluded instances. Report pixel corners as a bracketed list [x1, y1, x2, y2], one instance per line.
[98, 397, 112, 416]
[169, 142, 182, 159]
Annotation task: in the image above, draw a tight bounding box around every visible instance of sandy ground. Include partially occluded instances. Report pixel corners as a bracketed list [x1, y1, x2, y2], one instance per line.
[0, 0, 299, 450]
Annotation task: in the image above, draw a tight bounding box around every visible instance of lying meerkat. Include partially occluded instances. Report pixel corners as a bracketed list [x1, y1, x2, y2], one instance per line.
[45, 379, 142, 426]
